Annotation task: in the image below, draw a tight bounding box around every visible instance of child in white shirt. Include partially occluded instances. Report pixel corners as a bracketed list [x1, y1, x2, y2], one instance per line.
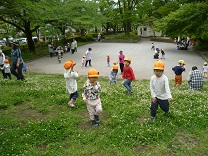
[150, 60, 173, 121]
[202, 62, 208, 78]
[64, 60, 79, 107]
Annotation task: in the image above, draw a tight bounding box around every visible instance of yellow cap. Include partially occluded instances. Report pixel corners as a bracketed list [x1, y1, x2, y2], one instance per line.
[64, 60, 76, 69]
[124, 57, 131, 63]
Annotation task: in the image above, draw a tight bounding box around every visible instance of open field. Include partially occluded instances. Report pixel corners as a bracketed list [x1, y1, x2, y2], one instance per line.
[0, 73, 207, 156]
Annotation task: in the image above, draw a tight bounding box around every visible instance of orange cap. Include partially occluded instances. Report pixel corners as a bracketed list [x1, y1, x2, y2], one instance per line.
[64, 60, 76, 69]
[113, 65, 118, 70]
[154, 60, 164, 70]
[4, 59, 9, 63]
[88, 68, 99, 78]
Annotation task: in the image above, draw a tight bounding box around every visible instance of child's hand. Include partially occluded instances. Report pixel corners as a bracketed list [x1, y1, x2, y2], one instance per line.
[93, 81, 97, 86]
[152, 97, 157, 103]
[83, 99, 87, 104]
[168, 98, 174, 101]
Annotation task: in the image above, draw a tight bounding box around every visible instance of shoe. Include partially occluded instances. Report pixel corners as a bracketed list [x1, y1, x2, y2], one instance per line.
[91, 120, 98, 126]
[68, 101, 75, 108]
[150, 117, 156, 122]
[94, 115, 100, 123]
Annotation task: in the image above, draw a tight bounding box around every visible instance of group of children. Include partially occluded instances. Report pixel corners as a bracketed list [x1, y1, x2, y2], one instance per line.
[152, 43, 165, 59]
[64, 56, 136, 126]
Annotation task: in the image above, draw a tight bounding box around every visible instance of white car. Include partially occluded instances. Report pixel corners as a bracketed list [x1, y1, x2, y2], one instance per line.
[18, 38, 27, 44]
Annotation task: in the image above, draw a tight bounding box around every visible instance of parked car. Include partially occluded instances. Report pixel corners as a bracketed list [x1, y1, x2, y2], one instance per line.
[17, 38, 27, 44]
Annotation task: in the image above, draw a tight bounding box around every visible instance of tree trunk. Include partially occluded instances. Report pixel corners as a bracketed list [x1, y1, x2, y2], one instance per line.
[81, 29, 85, 36]
[24, 22, 35, 52]
[126, 21, 131, 35]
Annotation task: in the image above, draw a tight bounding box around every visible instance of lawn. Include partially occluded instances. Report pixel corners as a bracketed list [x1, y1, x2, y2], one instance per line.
[0, 73, 207, 156]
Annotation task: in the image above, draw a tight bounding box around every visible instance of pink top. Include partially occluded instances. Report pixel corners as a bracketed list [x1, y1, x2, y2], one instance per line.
[118, 54, 125, 64]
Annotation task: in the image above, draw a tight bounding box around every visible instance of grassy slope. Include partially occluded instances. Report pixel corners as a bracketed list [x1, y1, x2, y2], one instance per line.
[0, 73, 208, 156]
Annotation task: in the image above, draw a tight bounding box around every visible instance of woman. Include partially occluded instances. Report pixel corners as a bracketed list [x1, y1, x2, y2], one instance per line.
[10, 42, 25, 80]
[118, 50, 125, 74]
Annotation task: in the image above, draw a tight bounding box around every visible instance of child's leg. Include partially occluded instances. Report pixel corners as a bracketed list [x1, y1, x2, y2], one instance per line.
[123, 79, 132, 92]
[69, 91, 78, 103]
[95, 99, 102, 115]
[8, 73, 11, 80]
[150, 100, 159, 117]
[158, 99, 170, 113]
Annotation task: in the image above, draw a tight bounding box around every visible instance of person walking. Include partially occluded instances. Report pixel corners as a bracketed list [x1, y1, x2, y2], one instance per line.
[122, 58, 136, 94]
[64, 60, 79, 107]
[117, 50, 125, 74]
[71, 39, 76, 54]
[0, 50, 6, 79]
[48, 42, 54, 57]
[150, 60, 173, 122]
[1, 59, 11, 80]
[202, 62, 208, 79]
[10, 42, 25, 80]
[85, 48, 92, 67]
[82, 68, 102, 126]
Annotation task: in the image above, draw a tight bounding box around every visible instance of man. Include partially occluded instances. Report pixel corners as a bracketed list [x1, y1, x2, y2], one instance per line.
[10, 42, 25, 80]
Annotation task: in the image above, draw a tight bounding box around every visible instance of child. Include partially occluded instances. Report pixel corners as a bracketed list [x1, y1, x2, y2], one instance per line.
[64, 60, 79, 108]
[1, 59, 11, 80]
[107, 54, 110, 67]
[172, 60, 186, 87]
[122, 58, 136, 94]
[82, 55, 86, 68]
[22, 62, 28, 72]
[150, 60, 173, 121]
[82, 68, 102, 126]
[161, 49, 165, 59]
[109, 63, 118, 85]
[151, 42, 155, 50]
[202, 62, 208, 78]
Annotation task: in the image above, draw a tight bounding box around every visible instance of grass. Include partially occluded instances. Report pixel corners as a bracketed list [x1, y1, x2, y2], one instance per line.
[0, 73, 208, 156]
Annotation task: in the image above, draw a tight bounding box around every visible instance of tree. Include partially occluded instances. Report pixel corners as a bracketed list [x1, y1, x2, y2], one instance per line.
[154, 1, 208, 39]
[0, 0, 51, 52]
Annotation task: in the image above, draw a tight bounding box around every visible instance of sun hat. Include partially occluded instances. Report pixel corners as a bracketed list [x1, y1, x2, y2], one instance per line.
[107, 54, 109, 56]
[4, 59, 9, 63]
[204, 62, 207, 65]
[83, 55, 86, 58]
[124, 57, 131, 63]
[64, 60, 76, 69]
[154, 60, 164, 70]
[88, 68, 99, 78]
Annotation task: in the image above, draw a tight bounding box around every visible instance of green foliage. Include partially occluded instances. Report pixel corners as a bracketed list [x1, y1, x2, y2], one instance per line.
[104, 33, 140, 41]
[0, 73, 207, 155]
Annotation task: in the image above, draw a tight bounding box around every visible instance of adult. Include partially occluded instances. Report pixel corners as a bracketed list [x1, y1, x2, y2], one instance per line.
[85, 48, 92, 67]
[118, 50, 125, 74]
[0, 50, 6, 78]
[10, 42, 25, 80]
[71, 39, 75, 54]
[73, 39, 77, 52]
[97, 33, 101, 41]
[48, 42, 54, 57]
[187, 66, 204, 90]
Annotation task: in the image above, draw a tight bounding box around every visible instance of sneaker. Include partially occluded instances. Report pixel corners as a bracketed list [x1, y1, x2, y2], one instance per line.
[91, 120, 98, 126]
[150, 117, 156, 122]
[94, 115, 100, 123]
[68, 101, 75, 108]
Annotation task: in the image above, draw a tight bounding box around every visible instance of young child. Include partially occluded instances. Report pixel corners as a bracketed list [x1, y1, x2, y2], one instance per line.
[64, 60, 79, 108]
[202, 62, 208, 78]
[122, 58, 136, 94]
[107, 54, 110, 67]
[151, 42, 155, 50]
[22, 62, 28, 72]
[82, 55, 86, 68]
[150, 60, 173, 121]
[172, 60, 186, 87]
[82, 68, 102, 126]
[1, 59, 11, 80]
[109, 63, 118, 85]
[161, 49, 165, 59]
